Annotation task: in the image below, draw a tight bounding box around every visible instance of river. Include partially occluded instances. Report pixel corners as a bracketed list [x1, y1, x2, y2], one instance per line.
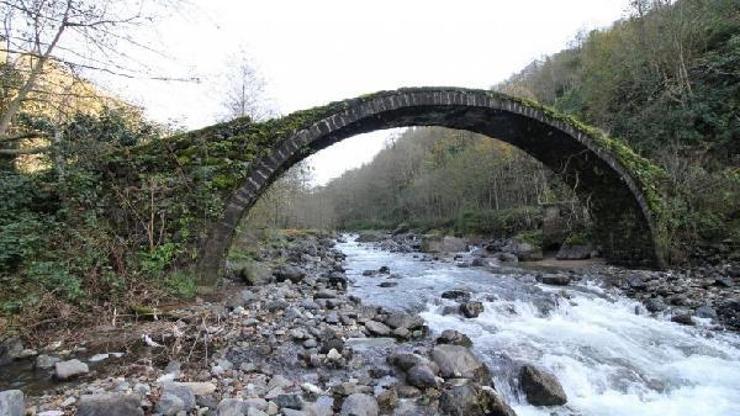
[339, 235, 740, 416]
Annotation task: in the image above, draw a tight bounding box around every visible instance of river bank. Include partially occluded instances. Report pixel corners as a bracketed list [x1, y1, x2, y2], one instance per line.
[0, 230, 738, 415]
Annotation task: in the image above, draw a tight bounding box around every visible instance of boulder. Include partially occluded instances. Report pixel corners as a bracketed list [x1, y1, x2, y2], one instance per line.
[35, 354, 61, 370]
[388, 352, 437, 373]
[156, 382, 196, 415]
[519, 364, 567, 406]
[436, 329, 473, 348]
[556, 244, 593, 260]
[364, 321, 391, 337]
[77, 393, 143, 416]
[0, 390, 24, 416]
[0, 337, 24, 365]
[406, 364, 438, 389]
[441, 290, 471, 303]
[384, 312, 424, 330]
[539, 274, 571, 286]
[273, 265, 306, 283]
[237, 261, 273, 286]
[421, 235, 467, 253]
[503, 238, 543, 261]
[460, 301, 484, 318]
[340, 393, 379, 416]
[54, 359, 89, 380]
[431, 345, 490, 384]
[439, 382, 516, 416]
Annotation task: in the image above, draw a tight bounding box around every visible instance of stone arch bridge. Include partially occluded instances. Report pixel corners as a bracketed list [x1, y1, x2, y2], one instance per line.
[113, 87, 667, 284]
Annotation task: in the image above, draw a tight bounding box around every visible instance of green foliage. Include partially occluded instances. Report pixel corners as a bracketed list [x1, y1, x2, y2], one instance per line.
[140, 243, 182, 275]
[163, 271, 197, 299]
[515, 229, 544, 248]
[26, 261, 84, 301]
[454, 207, 543, 237]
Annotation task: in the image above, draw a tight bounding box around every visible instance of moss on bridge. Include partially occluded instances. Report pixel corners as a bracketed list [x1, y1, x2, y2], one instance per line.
[104, 87, 667, 281]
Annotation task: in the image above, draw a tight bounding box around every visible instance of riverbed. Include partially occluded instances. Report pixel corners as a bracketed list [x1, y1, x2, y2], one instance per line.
[340, 236, 740, 416]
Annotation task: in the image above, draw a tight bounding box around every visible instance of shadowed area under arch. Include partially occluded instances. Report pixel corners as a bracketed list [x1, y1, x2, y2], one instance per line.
[195, 87, 666, 283]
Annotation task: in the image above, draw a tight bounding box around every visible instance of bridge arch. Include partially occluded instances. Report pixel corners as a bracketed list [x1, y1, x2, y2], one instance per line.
[198, 87, 666, 282]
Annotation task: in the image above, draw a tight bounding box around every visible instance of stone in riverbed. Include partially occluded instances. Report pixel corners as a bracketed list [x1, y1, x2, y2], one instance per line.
[340, 393, 379, 416]
[378, 281, 398, 288]
[364, 320, 391, 336]
[156, 382, 196, 415]
[0, 337, 24, 365]
[216, 398, 246, 416]
[406, 364, 439, 389]
[384, 311, 424, 330]
[275, 393, 303, 410]
[273, 265, 306, 283]
[0, 390, 24, 416]
[54, 359, 89, 380]
[436, 329, 473, 348]
[460, 301, 484, 318]
[519, 364, 567, 406]
[439, 382, 516, 416]
[431, 344, 490, 384]
[77, 393, 143, 416]
[35, 354, 61, 369]
[441, 290, 471, 303]
[539, 274, 571, 286]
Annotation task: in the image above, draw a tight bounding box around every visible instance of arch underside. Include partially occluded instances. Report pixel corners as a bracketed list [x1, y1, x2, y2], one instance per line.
[198, 90, 664, 283]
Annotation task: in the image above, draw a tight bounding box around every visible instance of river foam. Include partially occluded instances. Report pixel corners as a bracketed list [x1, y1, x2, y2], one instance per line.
[340, 236, 740, 416]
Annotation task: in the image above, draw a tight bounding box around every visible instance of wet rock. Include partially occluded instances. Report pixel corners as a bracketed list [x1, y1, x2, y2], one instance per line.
[339, 393, 379, 416]
[460, 301, 484, 318]
[431, 345, 490, 384]
[273, 265, 306, 283]
[364, 320, 391, 337]
[0, 390, 24, 416]
[493, 252, 518, 263]
[378, 266, 390, 274]
[440, 290, 471, 303]
[389, 352, 437, 373]
[627, 276, 647, 290]
[644, 298, 667, 313]
[0, 337, 23, 365]
[378, 281, 398, 288]
[714, 276, 733, 287]
[362, 270, 376, 276]
[77, 393, 143, 416]
[695, 305, 718, 320]
[439, 382, 516, 416]
[436, 329, 473, 348]
[671, 312, 694, 325]
[519, 364, 567, 406]
[54, 359, 89, 380]
[384, 312, 424, 330]
[539, 274, 571, 286]
[406, 364, 439, 389]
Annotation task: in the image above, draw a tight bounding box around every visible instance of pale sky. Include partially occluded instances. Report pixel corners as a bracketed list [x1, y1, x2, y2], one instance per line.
[96, 0, 632, 184]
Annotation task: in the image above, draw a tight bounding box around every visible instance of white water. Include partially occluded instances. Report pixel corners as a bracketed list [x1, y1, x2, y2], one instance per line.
[338, 237, 740, 416]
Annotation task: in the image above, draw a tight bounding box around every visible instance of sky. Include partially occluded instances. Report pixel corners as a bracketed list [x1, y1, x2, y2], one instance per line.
[99, 0, 632, 185]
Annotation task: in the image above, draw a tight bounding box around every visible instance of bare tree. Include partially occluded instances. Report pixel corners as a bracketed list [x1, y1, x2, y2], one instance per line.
[221, 53, 275, 121]
[0, 0, 187, 155]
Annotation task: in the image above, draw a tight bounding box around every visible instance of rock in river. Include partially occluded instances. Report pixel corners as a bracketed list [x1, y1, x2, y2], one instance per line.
[519, 364, 567, 406]
[460, 301, 484, 318]
[431, 344, 491, 384]
[436, 329, 473, 348]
